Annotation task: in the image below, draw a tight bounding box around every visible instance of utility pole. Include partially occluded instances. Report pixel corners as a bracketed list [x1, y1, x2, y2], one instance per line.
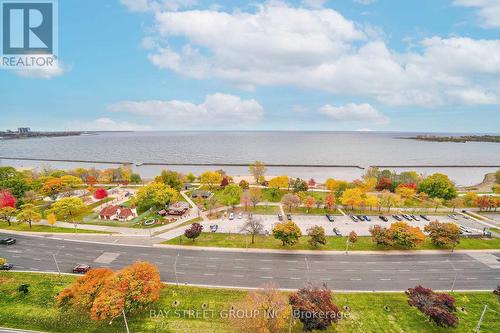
[475, 305, 488, 333]
[52, 254, 61, 275]
[345, 238, 349, 255]
[122, 309, 130, 333]
[304, 257, 310, 283]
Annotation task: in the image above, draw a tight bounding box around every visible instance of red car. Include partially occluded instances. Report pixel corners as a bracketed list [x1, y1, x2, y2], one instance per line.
[72, 264, 91, 274]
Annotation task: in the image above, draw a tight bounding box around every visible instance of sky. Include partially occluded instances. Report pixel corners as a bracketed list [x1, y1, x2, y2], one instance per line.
[1, 0, 499, 132]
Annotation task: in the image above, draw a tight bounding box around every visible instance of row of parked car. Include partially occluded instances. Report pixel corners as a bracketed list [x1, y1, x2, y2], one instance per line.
[346, 214, 431, 223]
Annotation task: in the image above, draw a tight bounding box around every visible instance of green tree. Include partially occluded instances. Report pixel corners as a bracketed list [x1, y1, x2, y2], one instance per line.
[221, 184, 243, 209]
[60, 175, 84, 188]
[291, 178, 308, 193]
[273, 220, 302, 246]
[307, 225, 326, 248]
[134, 182, 179, 212]
[418, 173, 457, 200]
[16, 204, 42, 229]
[130, 173, 142, 184]
[156, 170, 182, 191]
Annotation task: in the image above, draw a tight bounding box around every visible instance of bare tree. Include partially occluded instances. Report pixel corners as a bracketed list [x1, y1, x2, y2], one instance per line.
[240, 215, 265, 244]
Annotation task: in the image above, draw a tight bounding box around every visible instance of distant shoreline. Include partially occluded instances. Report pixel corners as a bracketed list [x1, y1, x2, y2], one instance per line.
[401, 135, 500, 143]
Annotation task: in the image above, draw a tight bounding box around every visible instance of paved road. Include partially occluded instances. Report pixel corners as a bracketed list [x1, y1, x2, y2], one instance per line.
[1, 233, 499, 291]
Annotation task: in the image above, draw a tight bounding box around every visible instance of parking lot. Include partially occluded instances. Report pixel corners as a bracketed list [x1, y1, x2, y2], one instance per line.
[203, 213, 486, 236]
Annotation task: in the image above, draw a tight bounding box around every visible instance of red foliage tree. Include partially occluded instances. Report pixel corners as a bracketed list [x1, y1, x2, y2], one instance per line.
[184, 222, 203, 241]
[220, 177, 229, 188]
[376, 177, 393, 191]
[0, 190, 16, 208]
[289, 285, 341, 331]
[406, 285, 458, 328]
[93, 188, 108, 200]
[399, 183, 417, 190]
[86, 175, 97, 187]
[308, 178, 316, 188]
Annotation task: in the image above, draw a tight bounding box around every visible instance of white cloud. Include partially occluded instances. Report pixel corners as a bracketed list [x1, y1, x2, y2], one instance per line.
[318, 103, 389, 124]
[454, 0, 500, 28]
[107, 93, 264, 127]
[301, 0, 327, 9]
[120, 0, 197, 12]
[66, 118, 152, 131]
[15, 61, 69, 79]
[133, 1, 500, 108]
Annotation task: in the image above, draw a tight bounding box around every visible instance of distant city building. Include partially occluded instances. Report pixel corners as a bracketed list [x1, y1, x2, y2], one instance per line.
[17, 127, 31, 134]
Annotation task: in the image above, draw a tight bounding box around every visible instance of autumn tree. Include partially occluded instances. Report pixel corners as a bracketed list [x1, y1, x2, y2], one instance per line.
[156, 169, 183, 191]
[303, 196, 316, 214]
[418, 173, 457, 200]
[324, 193, 336, 211]
[424, 221, 461, 250]
[61, 175, 84, 188]
[0, 206, 16, 226]
[281, 193, 300, 212]
[289, 285, 341, 332]
[369, 225, 391, 246]
[49, 197, 86, 224]
[307, 225, 326, 248]
[388, 222, 426, 248]
[376, 177, 393, 191]
[57, 268, 114, 311]
[91, 262, 163, 321]
[291, 178, 308, 193]
[365, 195, 379, 211]
[239, 179, 249, 189]
[406, 285, 458, 328]
[93, 188, 108, 200]
[249, 187, 262, 207]
[341, 188, 364, 210]
[221, 184, 243, 209]
[325, 178, 350, 197]
[232, 283, 290, 333]
[240, 215, 264, 244]
[16, 204, 42, 229]
[249, 161, 267, 184]
[273, 220, 302, 246]
[200, 171, 223, 190]
[380, 191, 402, 212]
[348, 231, 358, 244]
[395, 184, 416, 199]
[40, 178, 63, 200]
[184, 222, 203, 241]
[0, 190, 16, 208]
[240, 190, 251, 211]
[432, 197, 444, 212]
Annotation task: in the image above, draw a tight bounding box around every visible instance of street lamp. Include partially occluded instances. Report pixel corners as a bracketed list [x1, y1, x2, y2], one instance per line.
[174, 253, 180, 286]
[304, 257, 310, 283]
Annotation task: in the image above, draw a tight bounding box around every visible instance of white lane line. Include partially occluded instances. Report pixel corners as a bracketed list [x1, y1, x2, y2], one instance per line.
[465, 277, 478, 280]
[439, 278, 449, 280]
[260, 259, 272, 262]
[33, 258, 41, 261]
[232, 274, 244, 278]
[234, 258, 245, 261]
[343, 269, 355, 272]
[286, 260, 297, 263]
[208, 257, 220, 260]
[176, 271, 185, 275]
[409, 278, 420, 281]
[380, 278, 391, 281]
[350, 278, 362, 281]
[203, 273, 216, 276]
[179, 263, 189, 266]
[233, 266, 244, 269]
[206, 265, 217, 268]
[398, 269, 410, 272]
[290, 277, 301, 280]
[259, 276, 273, 279]
[30, 267, 39, 270]
[260, 267, 272, 270]
[372, 269, 383, 272]
[184, 256, 194, 259]
[320, 278, 331, 281]
[288, 268, 298, 271]
[316, 269, 326, 272]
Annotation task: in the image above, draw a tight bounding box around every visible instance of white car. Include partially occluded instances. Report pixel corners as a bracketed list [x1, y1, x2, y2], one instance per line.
[229, 213, 235, 220]
[238, 212, 243, 219]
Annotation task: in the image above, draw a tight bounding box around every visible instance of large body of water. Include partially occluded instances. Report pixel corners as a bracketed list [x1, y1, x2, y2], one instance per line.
[1, 131, 499, 186]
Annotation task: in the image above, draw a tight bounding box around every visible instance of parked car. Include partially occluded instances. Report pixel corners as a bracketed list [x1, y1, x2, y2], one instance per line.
[392, 215, 402, 221]
[0, 238, 16, 245]
[363, 215, 371, 221]
[420, 215, 430, 221]
[411, 215, 420, 221]
[229, 213, 235, 220]
[448, 214, 457, 220]
[350, 215, 359, 222]
[402, 214, 412, 221]
[357, 215, 365, 221]
[72, 264, 91, 274]
[286, 214, 292, 221]
[277, 214, 283, 221]
[210, 224, 218, 232]
[333, 228, 342, 236]
[326, 214, 335, 222]
[238, 212, 243, 219]
[379, 216, 388, 222]
[0, 263, 13, 270]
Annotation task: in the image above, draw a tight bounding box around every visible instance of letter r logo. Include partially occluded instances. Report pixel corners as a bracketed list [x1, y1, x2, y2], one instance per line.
[2, 1, 53, 54]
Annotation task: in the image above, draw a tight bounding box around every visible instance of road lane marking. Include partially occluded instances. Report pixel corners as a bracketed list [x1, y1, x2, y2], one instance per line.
[380, 278, 391, 281]
[286, 260, 297, 263]
[398, 269, 410, 272]
[343, 269, 355, 272]
[203, 273, 216, 276]
[260, 259, 272, 262]
[260, 267, 272, 270]
[206, 265, 217, 268]
[290, 277, 301, 280]
[320, 278, 331, 281]
[409, 278, 420, 281]
[94, 252, 120, 264]
[288, 268, 298, 271]
[233, 266, 244, 269]
[232, 274, 244, 278]
[350, 278, 362, 281]
[465, 277, 478, 280]
[259, 276, 273, 279]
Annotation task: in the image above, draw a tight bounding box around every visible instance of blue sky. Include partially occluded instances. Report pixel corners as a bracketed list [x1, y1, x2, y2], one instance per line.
[1, 0, 499, 132]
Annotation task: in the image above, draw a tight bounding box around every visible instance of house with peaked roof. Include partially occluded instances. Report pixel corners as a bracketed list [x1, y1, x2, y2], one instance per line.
[99, 205, 137, 221]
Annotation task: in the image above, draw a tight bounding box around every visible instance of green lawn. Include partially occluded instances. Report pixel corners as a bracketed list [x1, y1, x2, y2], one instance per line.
[235, 205, 281, 214]
[0, 272, 498, 333]
[164, 233, 500, 251]
[0, 223, 109, 234]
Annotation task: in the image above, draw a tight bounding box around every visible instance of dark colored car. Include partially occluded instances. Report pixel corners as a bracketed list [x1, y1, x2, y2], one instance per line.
[392, 215, 402, 221]
[420, 215, 430, 221]
[277, 214, 283, 221]
[286, 214, 292, 221]
[379, 216, 388, 222]
[0, 263, 13, 270]
[333, 228, 342, 236]
[402, 214, 412, 221]
[364, 215, 371, 221]
[72, 264, 91, 274]
[0, 238, 16, 245]
[350, 215, 359, 222]
[357, 215, 365, 221]
[411, 215, 420, 221]
[326, 214, 335, 222]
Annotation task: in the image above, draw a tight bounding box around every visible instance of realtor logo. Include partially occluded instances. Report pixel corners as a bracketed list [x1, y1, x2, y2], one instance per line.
[1, 0, 58, 69]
